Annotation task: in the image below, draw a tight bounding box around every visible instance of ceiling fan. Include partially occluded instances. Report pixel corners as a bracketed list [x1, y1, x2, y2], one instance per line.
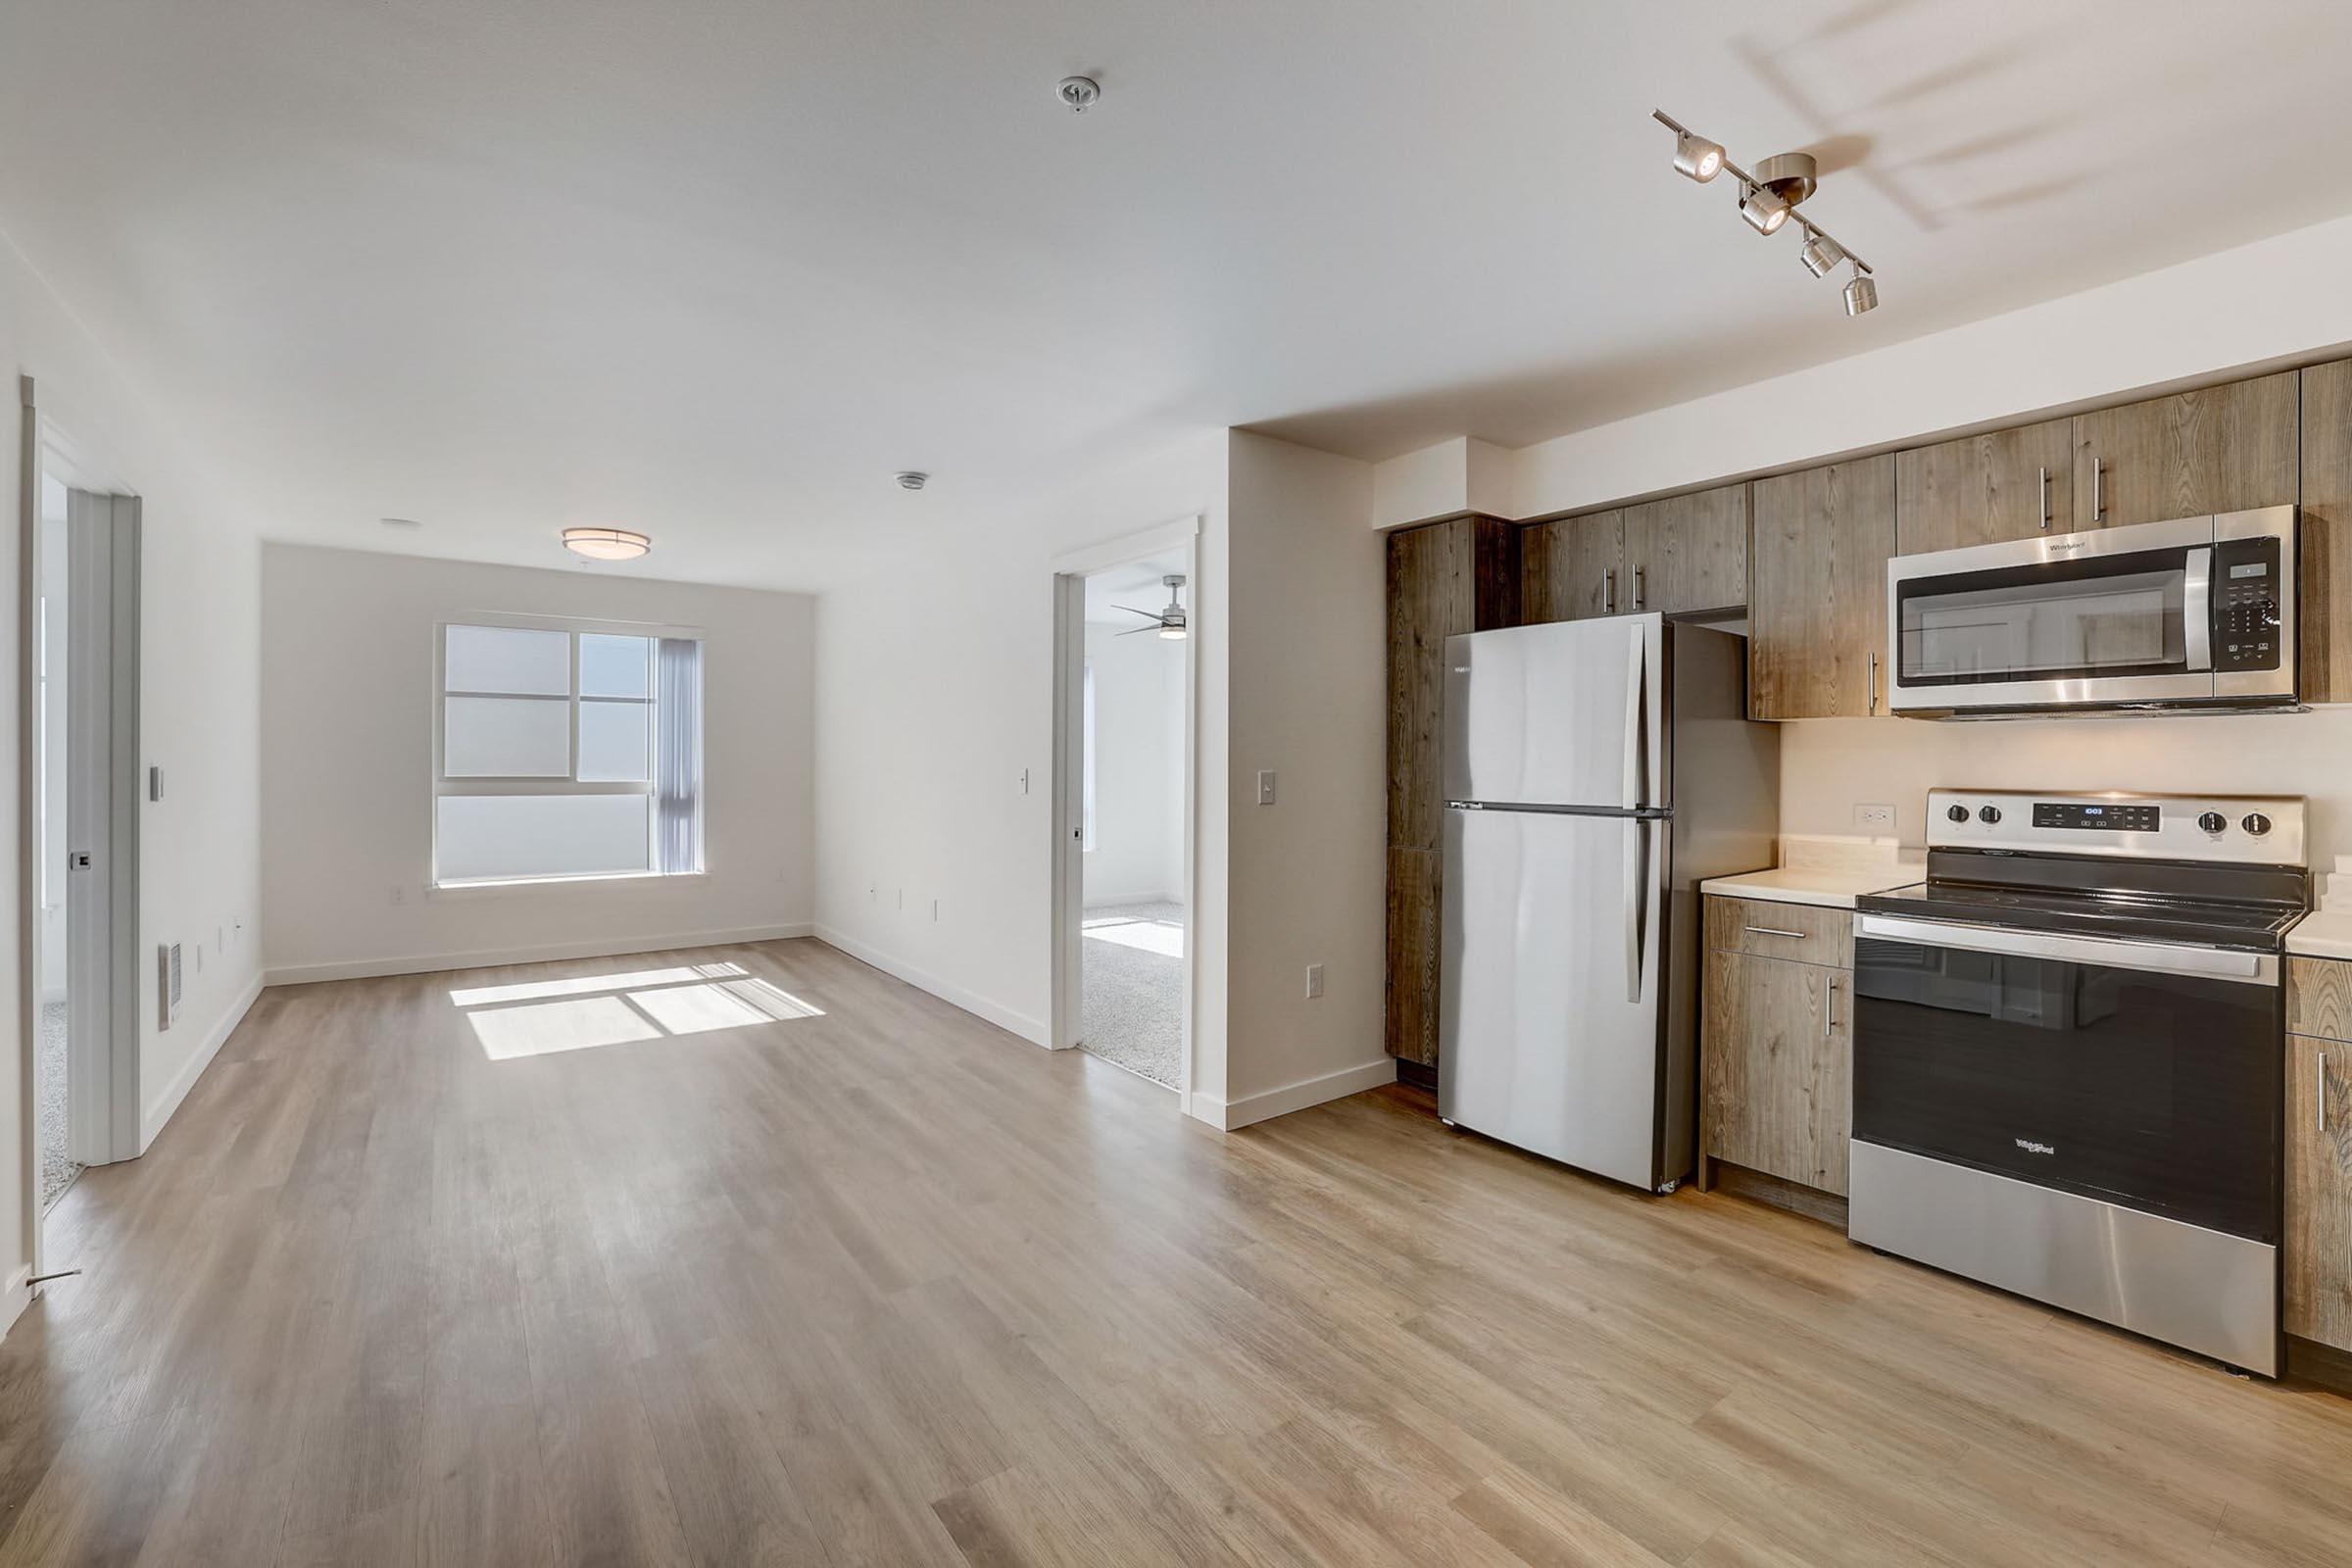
[1113, 573, 1188, 640]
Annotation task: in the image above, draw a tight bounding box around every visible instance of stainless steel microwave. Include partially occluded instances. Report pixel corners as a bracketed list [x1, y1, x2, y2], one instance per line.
[1886, 507, 2297, 716]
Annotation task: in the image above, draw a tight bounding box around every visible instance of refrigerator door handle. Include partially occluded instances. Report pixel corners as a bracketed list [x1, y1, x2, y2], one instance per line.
[1621, 620, 1646, 811]
[1623, 816, 1648, 1003]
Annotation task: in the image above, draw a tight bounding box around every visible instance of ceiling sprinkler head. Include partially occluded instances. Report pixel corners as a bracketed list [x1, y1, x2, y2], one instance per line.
[896, 470, 929, 491]
[1057, 75, 1101, 113]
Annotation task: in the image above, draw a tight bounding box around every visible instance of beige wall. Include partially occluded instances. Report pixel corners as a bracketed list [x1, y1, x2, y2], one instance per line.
[259, 544, 815, 981]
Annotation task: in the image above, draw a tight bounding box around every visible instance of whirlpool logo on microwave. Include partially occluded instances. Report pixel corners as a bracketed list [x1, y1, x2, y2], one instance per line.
[2014, 1137, 2057, 1156]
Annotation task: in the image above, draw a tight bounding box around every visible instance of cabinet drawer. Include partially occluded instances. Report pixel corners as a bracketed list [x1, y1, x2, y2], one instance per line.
[2289, 956, 2352, 1044]
[1704, 896, 1853, 966]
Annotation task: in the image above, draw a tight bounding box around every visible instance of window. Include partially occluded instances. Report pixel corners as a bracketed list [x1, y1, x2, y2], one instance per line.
[434, 622, 703, 886]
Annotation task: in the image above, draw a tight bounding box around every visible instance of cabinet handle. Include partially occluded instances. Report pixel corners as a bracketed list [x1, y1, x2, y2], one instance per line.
[2038, 466, 2050, 530]
[1633, 564, 1645, 611]
[1867, 650, 1880, 715]
[2324, 1052, 2329, 1134]
[1743, 925, 1808, 940]
[1826, 976, 1838, 1038]
[2092, 457, 2106, 522]
[1602, 567, 1615, 614]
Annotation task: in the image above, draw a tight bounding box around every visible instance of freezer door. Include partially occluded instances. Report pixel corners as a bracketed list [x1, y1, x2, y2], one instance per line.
[1444, 616, 1665, 809]
[1439, 805, 1668, 1187]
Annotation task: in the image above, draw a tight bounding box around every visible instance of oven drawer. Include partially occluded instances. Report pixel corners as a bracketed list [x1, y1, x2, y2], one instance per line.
[1853, 923, 2284, 1243]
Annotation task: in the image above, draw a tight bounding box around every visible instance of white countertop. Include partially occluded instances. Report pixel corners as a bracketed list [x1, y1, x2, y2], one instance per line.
[2288, 909, 2352, 960]
[1700, 862, 1924, 909]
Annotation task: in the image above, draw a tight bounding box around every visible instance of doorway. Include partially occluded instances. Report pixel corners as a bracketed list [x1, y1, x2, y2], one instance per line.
[1052, 521, 1197, 1104]
[21, 393, 143, 1256]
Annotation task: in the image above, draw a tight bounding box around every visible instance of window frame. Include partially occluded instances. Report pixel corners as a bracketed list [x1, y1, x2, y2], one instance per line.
[430, 613, 700, 889]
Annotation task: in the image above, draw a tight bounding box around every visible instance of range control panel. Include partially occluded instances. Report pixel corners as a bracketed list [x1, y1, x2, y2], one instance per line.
[2214, 536, 2283, 672]
[1927, 789, 2306, 867]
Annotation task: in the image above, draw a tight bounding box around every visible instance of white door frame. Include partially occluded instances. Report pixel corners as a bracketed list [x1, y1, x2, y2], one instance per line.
[18, 375, 143, 1284]
[1050, 515, 1200, 1113]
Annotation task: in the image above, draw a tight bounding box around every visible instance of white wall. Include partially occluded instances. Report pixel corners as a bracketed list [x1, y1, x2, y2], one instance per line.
[1218, 431, 1392, 1120]
[1081, 620, 1183, 907]
[1779, 710, 2352, 873]
[0, 228, 267, 1337]
[813, 431, 1229, 1061]
[259, 544, 814, 982]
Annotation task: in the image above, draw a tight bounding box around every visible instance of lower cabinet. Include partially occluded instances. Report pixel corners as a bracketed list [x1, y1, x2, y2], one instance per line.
[2287, 956, 2352, 1352]
[1701, 897, 1853, 1199]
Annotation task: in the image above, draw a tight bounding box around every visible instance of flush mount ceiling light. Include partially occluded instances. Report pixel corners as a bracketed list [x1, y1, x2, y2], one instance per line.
[562, 526, 651, 562]
[1652, 109, 1881, 318]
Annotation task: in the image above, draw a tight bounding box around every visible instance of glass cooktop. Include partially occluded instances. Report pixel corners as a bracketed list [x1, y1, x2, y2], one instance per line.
[1857, 879, 2303, 953]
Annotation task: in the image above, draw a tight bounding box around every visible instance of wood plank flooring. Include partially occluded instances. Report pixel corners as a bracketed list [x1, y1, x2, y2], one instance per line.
[8, 936, 2352, 1565]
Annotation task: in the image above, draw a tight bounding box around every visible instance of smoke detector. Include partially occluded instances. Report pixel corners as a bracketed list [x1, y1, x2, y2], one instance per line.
[1057, 75, 1101, 114]
[896, 470, 929, 491]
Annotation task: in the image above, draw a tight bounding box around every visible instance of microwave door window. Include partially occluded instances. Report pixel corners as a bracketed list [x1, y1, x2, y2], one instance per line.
[1899, 566, 2186, 685]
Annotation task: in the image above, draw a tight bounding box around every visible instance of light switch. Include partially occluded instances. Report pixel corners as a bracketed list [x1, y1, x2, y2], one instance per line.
[1304, 963, 1323, 1000]
[1257, 769, 1277, 806]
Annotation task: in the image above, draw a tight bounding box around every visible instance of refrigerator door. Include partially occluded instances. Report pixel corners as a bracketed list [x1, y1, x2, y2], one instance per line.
[1439, 804, 1669, 1187]
[1444, 616, 1666, 810]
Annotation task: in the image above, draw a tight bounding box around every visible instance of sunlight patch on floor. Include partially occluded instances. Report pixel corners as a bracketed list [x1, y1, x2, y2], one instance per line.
[1082, 915, 1185, 958]
[457, 962, 823, 1060]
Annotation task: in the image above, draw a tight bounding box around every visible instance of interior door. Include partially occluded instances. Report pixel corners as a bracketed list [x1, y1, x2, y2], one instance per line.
[1439, 806, 1666, 1187]
[1444, 617, 1662, 809]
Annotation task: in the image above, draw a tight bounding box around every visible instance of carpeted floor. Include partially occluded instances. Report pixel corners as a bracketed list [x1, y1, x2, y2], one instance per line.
[1080, 900, 1184, 1089]
[37, 998, 79, 1211]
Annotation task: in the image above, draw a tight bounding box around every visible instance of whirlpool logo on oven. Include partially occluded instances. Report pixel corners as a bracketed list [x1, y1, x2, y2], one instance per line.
[2014, 1137, 2057, 1156]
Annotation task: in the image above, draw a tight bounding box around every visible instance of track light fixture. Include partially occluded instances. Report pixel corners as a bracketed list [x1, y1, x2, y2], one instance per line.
[1652, 109, 1880, 318]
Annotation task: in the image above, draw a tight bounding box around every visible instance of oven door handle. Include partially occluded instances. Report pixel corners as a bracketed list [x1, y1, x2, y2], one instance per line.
[1853, 913, 2277, 986]
[2183, 544, 2213, 673]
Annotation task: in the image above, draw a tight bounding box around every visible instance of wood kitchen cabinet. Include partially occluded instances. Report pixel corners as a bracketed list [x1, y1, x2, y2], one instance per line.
[2299, 359, 2352, 705]
[1701, 896, 1853, 1199]
[1521, 483, 1746, 624]
[1895, 416, 2078, 555]
[2071, 369, 2297, 531]
[2287, 956, 2352, 1354]
[1384, 515, 1515, 1066]
[1747, 454, 1896, 720]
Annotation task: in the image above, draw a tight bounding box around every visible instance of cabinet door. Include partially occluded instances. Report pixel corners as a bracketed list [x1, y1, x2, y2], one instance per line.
[2286, 1033, 2352, 1349]
[1895, 416, 2076, 554]
[1385, 846, 1442, 1065]
[1702, 952, 1851, 1195]
[1387, 523, 1465, 852]
[2073, 370, 2297, 530]
[2300, 361, 2352, 705]
[1622, 484, 1748, 615]
[1748, 455, 1896, 720]
[1520, 511, 1624, 623]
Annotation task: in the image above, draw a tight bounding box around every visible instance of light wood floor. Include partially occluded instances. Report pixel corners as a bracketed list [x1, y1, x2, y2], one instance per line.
[8, 938, 2352, 1565]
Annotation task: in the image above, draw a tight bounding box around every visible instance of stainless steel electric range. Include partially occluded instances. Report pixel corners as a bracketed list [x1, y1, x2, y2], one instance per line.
[1850, 789, 2310, 1375]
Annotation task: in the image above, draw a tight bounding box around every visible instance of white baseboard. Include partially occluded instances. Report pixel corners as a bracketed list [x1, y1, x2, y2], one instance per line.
[0, 1264, 29, 1343]
[1082, 890, 1181, 910]
[140, 968, 266, 1152]
[262, 922, 817, 987]
[1189, 1056, 1396, 1132]
[812, 925, 1048, 1046]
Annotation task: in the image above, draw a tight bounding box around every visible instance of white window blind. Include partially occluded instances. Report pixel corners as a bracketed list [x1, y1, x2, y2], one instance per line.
[433, 622, 703, 885]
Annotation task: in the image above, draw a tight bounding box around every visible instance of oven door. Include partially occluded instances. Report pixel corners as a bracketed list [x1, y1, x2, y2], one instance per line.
[1850, 914, 2282, 1243]
[1887, 515, 2217, 712]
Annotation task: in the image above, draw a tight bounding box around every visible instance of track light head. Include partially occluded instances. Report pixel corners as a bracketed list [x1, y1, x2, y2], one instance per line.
[1799, 228, 1846, 278]
[1739, 183, 1789, 236]
[1671, 130, 1724, 183]
[1843, 270, 1880, 317]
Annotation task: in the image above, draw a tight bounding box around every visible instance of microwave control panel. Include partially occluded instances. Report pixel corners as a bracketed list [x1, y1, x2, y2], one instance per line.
[2213, 537, 2282, 670]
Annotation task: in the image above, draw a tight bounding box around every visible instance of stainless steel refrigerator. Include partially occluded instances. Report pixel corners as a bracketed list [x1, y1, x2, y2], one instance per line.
[1438, 615, 1778, 1191]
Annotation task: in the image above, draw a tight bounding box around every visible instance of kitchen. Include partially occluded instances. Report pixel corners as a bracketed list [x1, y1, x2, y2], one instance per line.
[1386, 354, 2352, 1391]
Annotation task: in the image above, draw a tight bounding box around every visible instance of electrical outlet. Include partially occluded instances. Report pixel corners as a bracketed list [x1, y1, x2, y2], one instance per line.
[389, 885, 405, 905]
[1304, 963, 1324, 1000]
[1853, 803, 1897, 831]
[1257, 769, 1277, 806]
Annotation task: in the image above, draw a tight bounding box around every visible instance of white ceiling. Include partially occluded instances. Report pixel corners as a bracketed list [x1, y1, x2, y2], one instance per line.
[8, 1, 2352, 591]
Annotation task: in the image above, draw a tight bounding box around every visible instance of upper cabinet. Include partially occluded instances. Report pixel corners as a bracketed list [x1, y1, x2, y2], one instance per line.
[1895, 416, 2077, 555]
[1521, 510, 1622, 622]
[2301, 360, 2352, 705]
[1521, 482, 1747, 624]
[2072, 370, 2297, 531]
[1387, 517, 1516, 852]
[1748, 455, 1896, 720]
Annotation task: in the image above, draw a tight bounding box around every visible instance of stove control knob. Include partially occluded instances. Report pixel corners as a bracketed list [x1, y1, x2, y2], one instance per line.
[1946, 804, 1971, 824]
[1978, 806, 2002, 824]
[2243, 811, 2273, 837]
[2198, 810, 2229, 834]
